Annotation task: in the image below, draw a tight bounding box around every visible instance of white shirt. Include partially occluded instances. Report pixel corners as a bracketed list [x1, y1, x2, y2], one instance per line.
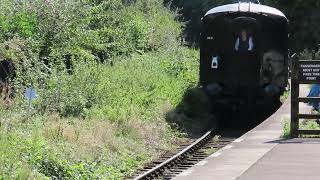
[235, 37, 254, 51]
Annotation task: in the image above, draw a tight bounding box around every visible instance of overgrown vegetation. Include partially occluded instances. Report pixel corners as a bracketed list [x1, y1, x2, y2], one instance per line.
[0, 0, 200, 178]
[1, 48, 199, 178]
[299, 50, 320, 60]
[166, 88, 216, 135]
[2, 0, 317, 178]
[280, 90, 290, 103]
[282, 118, 291, 138]
[167, 0, 320, 53]
[0, 0, 181, 61]
[282, 119, 320, 138]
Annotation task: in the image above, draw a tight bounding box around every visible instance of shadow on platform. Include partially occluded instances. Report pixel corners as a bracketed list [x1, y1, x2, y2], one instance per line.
[266, 138, 320, 144]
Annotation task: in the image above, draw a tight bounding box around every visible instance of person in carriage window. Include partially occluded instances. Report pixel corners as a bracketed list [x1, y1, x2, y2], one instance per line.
[234, 29, 254, 52]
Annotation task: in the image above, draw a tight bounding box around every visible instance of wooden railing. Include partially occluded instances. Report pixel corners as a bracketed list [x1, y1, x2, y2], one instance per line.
[291, 58, 320, 137]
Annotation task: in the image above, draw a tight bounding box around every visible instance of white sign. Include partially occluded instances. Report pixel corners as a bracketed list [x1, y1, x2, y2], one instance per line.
[211, 56, 218, 69]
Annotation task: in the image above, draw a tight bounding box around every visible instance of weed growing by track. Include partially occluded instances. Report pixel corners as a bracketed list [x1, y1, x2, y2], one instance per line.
[0, 0, 204, 178]
[0, 48, 199, 178]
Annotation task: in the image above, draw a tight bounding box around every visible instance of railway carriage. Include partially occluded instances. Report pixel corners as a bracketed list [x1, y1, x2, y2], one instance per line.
[200, 2, 288, 107]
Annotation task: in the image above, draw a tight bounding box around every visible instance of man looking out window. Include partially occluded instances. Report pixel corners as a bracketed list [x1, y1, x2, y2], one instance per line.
[235, 29, 254, 52]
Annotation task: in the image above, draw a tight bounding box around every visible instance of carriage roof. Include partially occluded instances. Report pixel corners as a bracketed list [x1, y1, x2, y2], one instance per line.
[204, 3, 287, 20]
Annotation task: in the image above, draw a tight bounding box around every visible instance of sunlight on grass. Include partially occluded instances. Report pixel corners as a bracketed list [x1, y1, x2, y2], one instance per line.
[282, 118, 291, 138]
[282, 118, 320, 138]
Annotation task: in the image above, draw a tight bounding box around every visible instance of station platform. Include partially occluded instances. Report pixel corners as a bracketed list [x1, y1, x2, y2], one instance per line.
[174, 85, 320, 180]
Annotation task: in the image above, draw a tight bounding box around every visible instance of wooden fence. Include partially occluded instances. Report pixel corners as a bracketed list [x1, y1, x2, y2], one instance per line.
[291, 58, 320, 137]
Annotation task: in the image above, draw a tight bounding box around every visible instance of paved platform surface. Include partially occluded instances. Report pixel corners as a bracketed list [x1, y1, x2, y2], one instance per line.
[175, 85, 320, 180]
[238, 138, 320, 180]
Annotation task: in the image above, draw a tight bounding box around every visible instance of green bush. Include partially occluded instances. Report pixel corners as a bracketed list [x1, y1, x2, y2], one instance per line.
[0, 0, 199, 178]
[20, 48, 198, 121]
[0, 0, 181, 62]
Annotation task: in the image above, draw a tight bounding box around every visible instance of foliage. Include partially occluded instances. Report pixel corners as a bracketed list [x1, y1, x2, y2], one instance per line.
[14, 47, 198, 121]
[165, 0, 232, 43]
[0, 0, 199, 178]
[282, 118, 290, 138]
[0, 109, 177, 179]
[280, 90, 290, 103]
[166, 87, 216, 135]
[0, 47, 198, 178]
[167, 0, 320, 53]
[300, 120, 320, 131]
[0, 0, 181, 63]
[282, 119, 320, 139]
[265, 0, 320, 53]
[297, 49, 320, 60]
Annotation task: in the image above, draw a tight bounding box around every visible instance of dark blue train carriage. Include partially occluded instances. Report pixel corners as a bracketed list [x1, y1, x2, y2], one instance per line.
[200, 2, 288, 106]
[199, 2, 289, 127]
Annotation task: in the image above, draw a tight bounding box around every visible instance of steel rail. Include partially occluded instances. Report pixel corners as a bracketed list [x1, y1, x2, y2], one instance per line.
[133, 129, 215, 180]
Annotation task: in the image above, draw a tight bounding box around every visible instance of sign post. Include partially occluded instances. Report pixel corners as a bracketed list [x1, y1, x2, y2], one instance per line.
[24, 87, 37, 116]
[291, 59, 320, 137]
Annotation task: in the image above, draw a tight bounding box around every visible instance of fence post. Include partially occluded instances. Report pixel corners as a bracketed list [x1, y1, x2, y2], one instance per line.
[290, 57, 299, 137]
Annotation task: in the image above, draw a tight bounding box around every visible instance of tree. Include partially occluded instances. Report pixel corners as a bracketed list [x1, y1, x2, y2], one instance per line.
[265, 0, 320, 53]
[165, 0, 232, 44]
[168, 0, 320, 53]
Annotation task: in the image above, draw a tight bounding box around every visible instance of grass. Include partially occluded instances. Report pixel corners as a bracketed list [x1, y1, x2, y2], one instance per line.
[280, 90, 290, 103]
[282, 118, 320, 138]
[202, 136, 220, 155]
[0, 47, 199, 179]
[0, 0, 201, 178]
[282, 118, 291, 138]
[0, 94, 183, 179]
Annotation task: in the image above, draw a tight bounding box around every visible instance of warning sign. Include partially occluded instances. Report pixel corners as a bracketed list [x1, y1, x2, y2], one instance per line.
[298, 61, 320, 83]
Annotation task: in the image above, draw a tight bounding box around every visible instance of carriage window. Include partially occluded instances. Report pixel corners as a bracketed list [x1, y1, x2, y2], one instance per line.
[235, 29, 254, 52]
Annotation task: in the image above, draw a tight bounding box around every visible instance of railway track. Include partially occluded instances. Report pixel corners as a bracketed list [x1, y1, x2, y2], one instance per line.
[130, 129, 239, 180]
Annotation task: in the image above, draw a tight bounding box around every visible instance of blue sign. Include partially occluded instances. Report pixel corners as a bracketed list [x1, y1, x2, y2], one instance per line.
[24, 87, 37, 101]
